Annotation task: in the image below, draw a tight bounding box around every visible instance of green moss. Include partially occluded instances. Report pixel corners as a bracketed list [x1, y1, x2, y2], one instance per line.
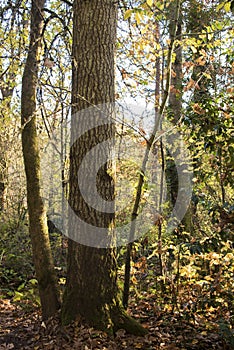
[61, 293, 147, 336]
[112, 307, 148, 336]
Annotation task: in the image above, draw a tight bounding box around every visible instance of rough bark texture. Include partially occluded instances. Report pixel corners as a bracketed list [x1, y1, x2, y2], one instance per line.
[167, 3, 194, 233]
[167, 0, 183, 195]
[61, 0, 146, 336]
[21, 0, 60, 320]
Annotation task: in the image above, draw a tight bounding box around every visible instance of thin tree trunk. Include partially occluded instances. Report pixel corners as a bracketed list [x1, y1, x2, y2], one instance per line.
[155, 24, 165, 284]
[21, 0, 60, 320]
[166, 2, 194, 233]
[123, 0, 181, 309]
[0, 157, 6, 212]
[0, 83, 14, 212]
[166, 6, 182, 211]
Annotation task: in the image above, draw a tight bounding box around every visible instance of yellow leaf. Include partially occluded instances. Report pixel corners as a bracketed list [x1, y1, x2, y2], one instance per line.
[191, 46, 197, 54]
[207, 306, 216, 312]
[146, 0, 153, 6]
[124, 9, 132, 20]
[224, 2, 231, 12]
[216, 2, 225, 11]
[135, 12, 142, 25]
[203, 72, 212, 79]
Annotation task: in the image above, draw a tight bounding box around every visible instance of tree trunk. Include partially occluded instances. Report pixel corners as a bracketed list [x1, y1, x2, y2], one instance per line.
[21, 0, 60, 320]
[0, 156, 6, 212]
[166, 2, 182, 210]
[166, 2, 194, 233]
[0, 82, 14, 213]
[61, 0, 146, 336]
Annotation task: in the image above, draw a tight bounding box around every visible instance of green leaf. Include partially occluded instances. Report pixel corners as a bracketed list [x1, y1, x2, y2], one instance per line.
[13, 291, 24, 302]
[29, 278, 38, 285]
[17, 282, 26, 291]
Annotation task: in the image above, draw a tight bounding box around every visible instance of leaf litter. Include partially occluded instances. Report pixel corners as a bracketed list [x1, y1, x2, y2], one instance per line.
[0, 293, 233, 350]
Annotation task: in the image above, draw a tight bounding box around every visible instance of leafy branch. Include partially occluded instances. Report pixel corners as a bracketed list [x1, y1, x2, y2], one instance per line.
[123, 0, 182, 309]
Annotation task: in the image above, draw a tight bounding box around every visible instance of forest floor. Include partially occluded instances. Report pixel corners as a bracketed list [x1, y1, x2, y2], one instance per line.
[0, 294, 233, 350]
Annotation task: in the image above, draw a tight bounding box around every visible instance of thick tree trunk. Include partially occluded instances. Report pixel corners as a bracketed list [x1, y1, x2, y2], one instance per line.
[61, 0, 146, 336]
[21, 0, 60, 320]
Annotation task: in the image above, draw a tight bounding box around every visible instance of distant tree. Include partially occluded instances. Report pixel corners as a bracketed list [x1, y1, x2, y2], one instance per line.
[0, 1, 26, 212]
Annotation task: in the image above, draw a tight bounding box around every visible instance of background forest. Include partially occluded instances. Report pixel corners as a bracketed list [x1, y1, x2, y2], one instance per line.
[0, 0, 233, 349]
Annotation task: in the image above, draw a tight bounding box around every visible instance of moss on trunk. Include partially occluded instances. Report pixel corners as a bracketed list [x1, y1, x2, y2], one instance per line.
[21, 0, 60, 319]
[62, 287, 147, 336]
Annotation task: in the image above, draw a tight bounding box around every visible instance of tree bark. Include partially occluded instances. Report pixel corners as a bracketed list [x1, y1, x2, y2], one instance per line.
[21, 0, 60, 320]
[61, 0, 146, 336]
[166, 2, 194, 233]
[0, 78, 13, 212]
[0, 155, 6, 212]
[166, 2, 182, 209]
